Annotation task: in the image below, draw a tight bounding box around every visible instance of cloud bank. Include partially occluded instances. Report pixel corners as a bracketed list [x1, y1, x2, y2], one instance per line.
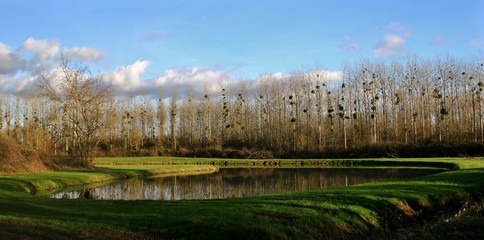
[0, 43, 25, 74]
[0, 38, 240, 97]
[0, 38, 106, 95]
[0, 37, 343, 98]
[103, 61, 234, 96]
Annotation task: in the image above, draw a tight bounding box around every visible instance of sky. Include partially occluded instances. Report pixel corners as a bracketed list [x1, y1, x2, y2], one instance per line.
[0, 0, 483, 96]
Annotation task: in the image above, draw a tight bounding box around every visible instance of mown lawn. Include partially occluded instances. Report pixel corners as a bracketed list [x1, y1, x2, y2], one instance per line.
[1, 157, 484, 239]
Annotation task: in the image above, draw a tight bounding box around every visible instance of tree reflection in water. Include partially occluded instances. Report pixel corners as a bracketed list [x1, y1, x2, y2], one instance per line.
[51, 168, 442, 200]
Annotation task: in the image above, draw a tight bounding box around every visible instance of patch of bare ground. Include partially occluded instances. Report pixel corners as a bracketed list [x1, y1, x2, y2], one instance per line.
[373, 195, 484, 240]
[394, 199, 420, 217]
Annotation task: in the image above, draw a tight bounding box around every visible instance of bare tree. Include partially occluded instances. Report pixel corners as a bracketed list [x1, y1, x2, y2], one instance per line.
[39, 56, 110, 167]
[169, 92, 178, 151]
[0, 95, 3, 132]
[19, 54, 483, 158]
[156, 92, 167, 146]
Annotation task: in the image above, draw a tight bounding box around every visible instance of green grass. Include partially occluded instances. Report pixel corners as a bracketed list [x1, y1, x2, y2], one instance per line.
[1, 157, 484, 239]
[0, 165, 217, 196]
[96, 156, 480, 169]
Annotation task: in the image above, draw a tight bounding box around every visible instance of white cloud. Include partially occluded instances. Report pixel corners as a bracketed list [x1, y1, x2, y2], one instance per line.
[373, 22, 411, 57]
[103, 61, 234, 96]
[309, 70, 343, 82]
[0, 43, 25, 74]
[373, 34, 406, 56]
[1, 37, 345, 98]
[63, 47, 106, 62]
[255, 72, 288, 87]
[10, 74, 37, 94]
[149, 66, 233, 95]
[0, 37, 234, 96]
[269, 72, 287, 80]
[254, 70, 342, 89]
[20, 37, 60, 64]
[469, 39, 484, 46]
[103, 60, 150, 93]
[0, 37, 107, 95]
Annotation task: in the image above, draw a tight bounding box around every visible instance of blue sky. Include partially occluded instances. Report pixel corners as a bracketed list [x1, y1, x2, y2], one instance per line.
[0, 0, 483, 95]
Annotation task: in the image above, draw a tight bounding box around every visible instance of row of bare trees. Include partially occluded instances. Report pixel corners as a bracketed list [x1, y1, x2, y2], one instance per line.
[0, 55, 483, 161]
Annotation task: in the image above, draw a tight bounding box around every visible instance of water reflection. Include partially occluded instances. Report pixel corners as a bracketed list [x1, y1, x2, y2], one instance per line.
[50, 168, 442, 200]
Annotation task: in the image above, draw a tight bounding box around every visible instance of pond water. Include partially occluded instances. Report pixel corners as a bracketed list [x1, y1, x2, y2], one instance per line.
[50, 168, 442, 201]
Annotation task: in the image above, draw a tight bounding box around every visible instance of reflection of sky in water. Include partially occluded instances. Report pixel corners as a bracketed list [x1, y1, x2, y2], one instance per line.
[50, 168, 442, 201]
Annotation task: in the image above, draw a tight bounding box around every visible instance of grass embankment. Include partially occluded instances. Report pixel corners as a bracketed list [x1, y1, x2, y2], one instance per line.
[0, 157, 484, 239]
[95, 156, 460, 169]
[0, 164, 218, 196]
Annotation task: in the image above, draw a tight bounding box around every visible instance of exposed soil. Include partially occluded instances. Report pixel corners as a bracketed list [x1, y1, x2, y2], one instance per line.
[371, 195, 484, 240]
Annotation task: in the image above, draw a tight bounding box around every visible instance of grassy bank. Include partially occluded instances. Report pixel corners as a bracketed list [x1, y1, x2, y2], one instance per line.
[95, 156, 466, 169]
[0, 165, 218, 197]
[1, 158, 484, 239]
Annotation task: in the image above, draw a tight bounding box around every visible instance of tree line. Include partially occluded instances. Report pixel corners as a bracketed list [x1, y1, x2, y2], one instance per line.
[1, 55, 483, 163]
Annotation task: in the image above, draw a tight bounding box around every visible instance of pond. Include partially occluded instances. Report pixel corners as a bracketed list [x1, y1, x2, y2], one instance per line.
[50, 168, 443, 200]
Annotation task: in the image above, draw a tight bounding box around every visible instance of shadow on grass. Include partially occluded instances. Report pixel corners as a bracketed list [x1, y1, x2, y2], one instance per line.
[350, 160, 459, 170]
